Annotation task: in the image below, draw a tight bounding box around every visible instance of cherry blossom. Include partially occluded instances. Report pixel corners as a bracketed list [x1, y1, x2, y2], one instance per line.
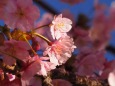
[3, 0, 40, 31]
[50, 14, 72, 39]
[21, 55, 56, 79]
[6, 73, 16, 81]
[100, 60, 115, 79]
[0, 0, 114, 85]
[0, 68, 4, 80]
[28, 77, 42, 86]
[108, 70, 115, 86]
[89, 12, 111, 50]
[21, 59, 41, 81]
[0, 0, 8, 19]
[74, 47, 106, 77]
[62, 10, 75, 26]
[73, 27, 91, 48]
[44, 36, 76, 65]
[0, 78, 21, 86]
[36, 56, 56, 76]
[36, 13, 53, 28]
[0, 40, 30, 65]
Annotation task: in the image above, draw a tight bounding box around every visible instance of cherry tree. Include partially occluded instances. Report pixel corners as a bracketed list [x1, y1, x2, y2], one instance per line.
[0, 0, 115, 86]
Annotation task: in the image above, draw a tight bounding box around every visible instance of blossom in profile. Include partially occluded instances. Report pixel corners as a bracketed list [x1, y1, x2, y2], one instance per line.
[6, 73, 15, 82]
[36, 56, 56, 76]
[3, 0, 40, 31]
[0, 40, 30, 65]
[44, 36, 76, 65]
[62, 10, 75, 26]
[50, 14, 72, 39]
[108, 70, 115, 86]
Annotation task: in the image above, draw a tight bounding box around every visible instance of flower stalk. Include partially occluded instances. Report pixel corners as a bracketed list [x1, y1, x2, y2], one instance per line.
[22, 35, 37, 55]
[32, 24, 50, 31]
[33, 32, 52, 45]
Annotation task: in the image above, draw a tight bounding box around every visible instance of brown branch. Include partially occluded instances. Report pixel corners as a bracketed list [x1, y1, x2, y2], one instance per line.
[106, 45, 115, 55]
[33, 0, 59, 15]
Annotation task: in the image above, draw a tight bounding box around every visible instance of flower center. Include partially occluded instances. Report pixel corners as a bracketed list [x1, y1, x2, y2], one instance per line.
[19, 11, 24, 16]
[15, 7, 24, 18]
[56, 23, 64, 29]
[54, 45, 62, 54]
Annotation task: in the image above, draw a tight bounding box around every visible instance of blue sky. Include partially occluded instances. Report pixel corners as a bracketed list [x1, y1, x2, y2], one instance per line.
[40, 0, 114, 18]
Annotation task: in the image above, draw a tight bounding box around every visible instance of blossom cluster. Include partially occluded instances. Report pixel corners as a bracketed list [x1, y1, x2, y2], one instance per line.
[0, 0, 115, 86]
[0, 0, 76, 85]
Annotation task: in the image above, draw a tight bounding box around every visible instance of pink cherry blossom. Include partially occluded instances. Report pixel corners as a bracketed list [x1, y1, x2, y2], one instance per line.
[50, 14, 72, 39]
[89, 12, 111, 50]
[73, 27, 91, 48]
[21, 55, 56, 79]
[6, 73, 16, 81]
[44, 36, 76, 65]
[0, 68, 4, 79]
[37, 60, 56, 76]
[100, 60, 115, 79]
[36, 56, 56, 76]
[0, 78, 21, 86]
[0, 0, 8, 19]
[28, 77, 42, 86]
[62, 10, 75, 26]
[36, 13, 53, 28]
[3, 0, 40, 31]
[0, 40, 30, 65]
[108, 70, 115, 86]
[60, 0, 84, 5]
[21, 55, 42, 79]
[74, 47, 106, 77]
[21, 59, 41, 81]
[0, 0, 8, 10]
